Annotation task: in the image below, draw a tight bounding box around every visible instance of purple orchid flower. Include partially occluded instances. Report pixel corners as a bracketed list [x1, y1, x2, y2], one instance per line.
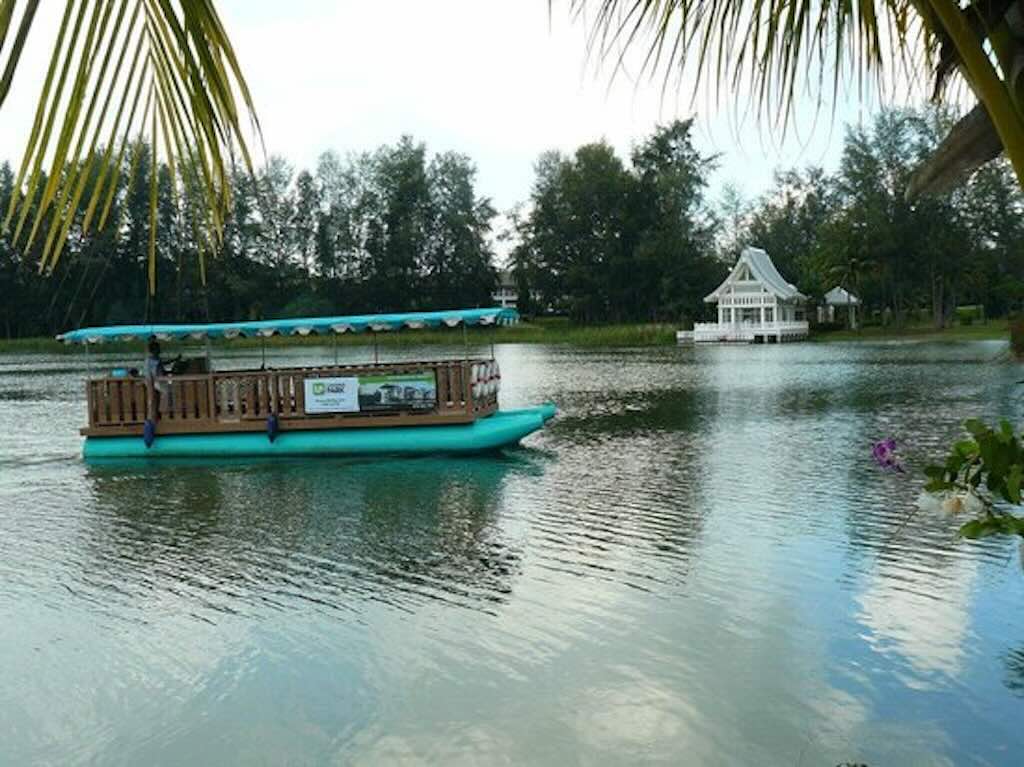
[872, 438, 904, 473]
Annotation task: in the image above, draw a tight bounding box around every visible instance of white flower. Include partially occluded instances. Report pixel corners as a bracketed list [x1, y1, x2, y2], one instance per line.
[916, 490, 985, 516]
[945, 491, 985, 516]
[915, 491, 944, 514]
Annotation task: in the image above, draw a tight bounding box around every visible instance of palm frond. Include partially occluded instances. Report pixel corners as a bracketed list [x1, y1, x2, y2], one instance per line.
[0, 0, 260, 293]
[560, 0, 1024, 196]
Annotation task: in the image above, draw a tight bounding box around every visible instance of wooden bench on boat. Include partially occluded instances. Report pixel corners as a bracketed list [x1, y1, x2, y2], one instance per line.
[82, 358, 498, 437]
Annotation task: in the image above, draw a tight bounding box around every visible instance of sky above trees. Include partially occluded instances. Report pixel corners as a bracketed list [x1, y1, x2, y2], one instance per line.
[0, 0, 910, 213]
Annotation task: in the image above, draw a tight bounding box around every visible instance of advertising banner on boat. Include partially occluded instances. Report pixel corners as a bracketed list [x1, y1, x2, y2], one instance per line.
[358, 371, 437, 411]
[304, 377, 360, 414]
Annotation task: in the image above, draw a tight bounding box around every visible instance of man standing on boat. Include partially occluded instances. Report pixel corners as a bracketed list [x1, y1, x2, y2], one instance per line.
[144, 336, 167, 420]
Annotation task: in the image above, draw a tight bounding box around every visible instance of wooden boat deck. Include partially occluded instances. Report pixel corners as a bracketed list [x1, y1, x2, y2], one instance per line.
[83, 358, 498, 437]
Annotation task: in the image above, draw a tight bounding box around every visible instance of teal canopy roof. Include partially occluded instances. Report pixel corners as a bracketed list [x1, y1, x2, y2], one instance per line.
[57, 308, 519, 345]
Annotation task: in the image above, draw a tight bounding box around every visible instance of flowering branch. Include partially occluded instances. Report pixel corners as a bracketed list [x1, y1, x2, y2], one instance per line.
[872, 438, 905, 473]
[924, 419, 1024, 540]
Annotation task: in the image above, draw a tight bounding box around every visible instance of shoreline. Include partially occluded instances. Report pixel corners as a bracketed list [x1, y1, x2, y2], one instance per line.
[0, 320, 1010, 354]
[812, 320, 1009, 343]
[0, 322, 679, 354]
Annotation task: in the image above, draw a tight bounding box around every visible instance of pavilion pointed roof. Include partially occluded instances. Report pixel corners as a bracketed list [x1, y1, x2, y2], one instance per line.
[704, 247, 804, 303]
[824, 286, 860, 306]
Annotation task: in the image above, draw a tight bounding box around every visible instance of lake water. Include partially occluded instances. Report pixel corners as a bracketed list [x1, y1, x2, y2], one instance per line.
[2, 341, 1024, 765]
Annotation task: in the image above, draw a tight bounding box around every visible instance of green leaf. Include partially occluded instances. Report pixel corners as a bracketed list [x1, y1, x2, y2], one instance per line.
[965, 419, 989, 439]
[995, 514, 1024, 536]
[959, 518, 1001, 539]
[1007, 465, 1023, 504]
[0, 0, 41, 109]
[953, 439, 978, 457]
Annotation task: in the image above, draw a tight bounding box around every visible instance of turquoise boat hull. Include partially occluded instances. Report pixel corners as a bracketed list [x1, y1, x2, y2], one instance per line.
[83, 404, 556, 460]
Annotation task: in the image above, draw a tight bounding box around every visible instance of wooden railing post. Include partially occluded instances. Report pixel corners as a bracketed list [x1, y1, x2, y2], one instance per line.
[85, 381, 95, 428]
[207, 374, 216, 420]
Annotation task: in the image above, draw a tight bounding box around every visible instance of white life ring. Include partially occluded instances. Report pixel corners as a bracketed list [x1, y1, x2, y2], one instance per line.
[472, 363, 483, 399]
[485, 362, 495, 396]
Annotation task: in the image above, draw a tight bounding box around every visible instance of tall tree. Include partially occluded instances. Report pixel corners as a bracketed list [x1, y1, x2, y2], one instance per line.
[745, 168, 834, 301]
[426, 152, 496, 308]
[512, 120, 723, 323]
[631, 119, 720, 321]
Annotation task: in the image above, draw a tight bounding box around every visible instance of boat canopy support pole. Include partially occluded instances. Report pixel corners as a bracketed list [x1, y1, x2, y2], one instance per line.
[261, 336, 266, 370]
[205, 337, 212, 373]
[373, 331, 379, 365]
[462, 322, 468, 361]
[333, 333, 338, 366]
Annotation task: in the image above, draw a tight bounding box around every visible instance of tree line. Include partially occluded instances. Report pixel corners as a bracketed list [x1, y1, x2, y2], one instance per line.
[0, 136, 497, 338]
[510, 109, 1024, 328]
[726, 108, 1024, 327]
[2, 109, 1023, 338]
[509, 119, 723, 323]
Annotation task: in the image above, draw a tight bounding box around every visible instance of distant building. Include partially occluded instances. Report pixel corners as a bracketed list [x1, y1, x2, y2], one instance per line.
[492, 270, 518, 309]
[819, 286, 860, 329]
[684, 246, 809, 343]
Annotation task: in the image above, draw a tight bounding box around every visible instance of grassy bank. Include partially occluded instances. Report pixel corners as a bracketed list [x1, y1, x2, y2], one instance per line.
[0, 321, 679, 354]
[4, 319, 1008, 355]
[815, 320, 1010, 343]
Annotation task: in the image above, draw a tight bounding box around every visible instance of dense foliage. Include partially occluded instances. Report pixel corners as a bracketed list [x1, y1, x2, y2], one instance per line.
[3, 109, 1024, 339]
[0, 136, 498, 337]
[510, 119, 724, 323]
[733, 108, 1024, 327]
[924, 419, 1024, 541]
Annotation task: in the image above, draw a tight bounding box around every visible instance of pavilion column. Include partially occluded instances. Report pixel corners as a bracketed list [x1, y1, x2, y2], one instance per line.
[759, 305, 764, 326]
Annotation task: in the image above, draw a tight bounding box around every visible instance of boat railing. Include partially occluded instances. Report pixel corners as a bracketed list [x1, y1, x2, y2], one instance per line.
[83, 359, 498, 436]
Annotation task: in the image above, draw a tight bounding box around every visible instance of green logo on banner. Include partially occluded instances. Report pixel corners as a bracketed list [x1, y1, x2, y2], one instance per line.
[313, 383, 325, 395]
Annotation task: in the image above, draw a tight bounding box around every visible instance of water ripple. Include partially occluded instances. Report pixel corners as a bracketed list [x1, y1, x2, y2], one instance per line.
[2, 342, 1024, 766]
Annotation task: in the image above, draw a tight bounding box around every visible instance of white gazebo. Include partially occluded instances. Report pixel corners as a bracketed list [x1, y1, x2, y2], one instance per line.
[683, 247, 809, 343]
[820, 285, 860, 329]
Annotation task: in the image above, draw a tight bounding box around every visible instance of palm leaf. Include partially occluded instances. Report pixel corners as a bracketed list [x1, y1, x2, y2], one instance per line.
[0, 0, 260, 294]
[0, 0, 39, 107]
[560, 0, 1024, 196]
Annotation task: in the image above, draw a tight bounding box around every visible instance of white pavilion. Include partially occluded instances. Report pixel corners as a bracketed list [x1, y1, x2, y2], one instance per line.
[820, 285, 860, 329]
[680, 246, 809, 343]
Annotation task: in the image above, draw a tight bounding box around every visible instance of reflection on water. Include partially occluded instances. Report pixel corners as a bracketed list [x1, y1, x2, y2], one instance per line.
[81, 456, 538, 618]
[1006, 646, 1024, 697]
[1, 341, 1024, 765]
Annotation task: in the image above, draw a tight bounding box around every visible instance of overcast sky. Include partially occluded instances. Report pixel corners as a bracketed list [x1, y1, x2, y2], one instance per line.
[1, 1, 902, 215]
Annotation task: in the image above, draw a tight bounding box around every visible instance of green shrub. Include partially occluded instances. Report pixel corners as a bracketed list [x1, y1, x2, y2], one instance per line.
[1010, 316, 1024, 357]
[813, 321, 845, 333]
[955, 305, 985, 326]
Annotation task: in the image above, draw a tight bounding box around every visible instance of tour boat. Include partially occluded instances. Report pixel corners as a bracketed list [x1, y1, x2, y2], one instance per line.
[58, 308, 556, 459]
